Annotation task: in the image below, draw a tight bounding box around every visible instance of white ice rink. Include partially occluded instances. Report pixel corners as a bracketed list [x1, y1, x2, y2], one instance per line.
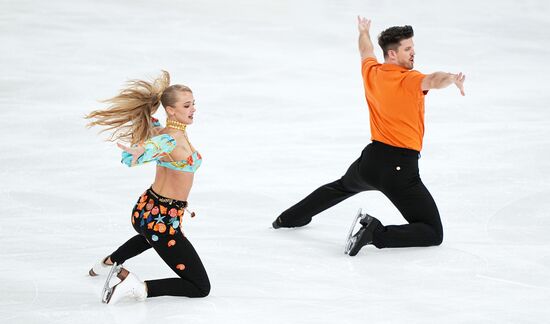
[1, 0, 549, 323]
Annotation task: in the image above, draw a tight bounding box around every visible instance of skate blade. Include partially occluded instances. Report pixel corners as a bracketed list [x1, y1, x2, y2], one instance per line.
[102, 287, 113, 304]
[101, 262, 122, 304]
[344, 236, 357, 254]
[344, 208, 363, 254]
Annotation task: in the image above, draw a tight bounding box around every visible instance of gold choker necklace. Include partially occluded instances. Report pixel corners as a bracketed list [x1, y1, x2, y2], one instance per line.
[166, 119, 187, 132]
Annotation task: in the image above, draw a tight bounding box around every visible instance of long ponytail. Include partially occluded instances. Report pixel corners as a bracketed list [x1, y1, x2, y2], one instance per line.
[86, 70, 170, 145]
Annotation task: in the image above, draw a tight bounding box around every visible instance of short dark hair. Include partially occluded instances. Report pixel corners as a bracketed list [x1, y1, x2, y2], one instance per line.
[378, 25, 414, 58]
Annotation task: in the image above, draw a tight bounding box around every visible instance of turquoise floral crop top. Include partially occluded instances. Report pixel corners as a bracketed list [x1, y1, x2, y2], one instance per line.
[157, 151, 202, 172]
[121, 134, 202, 173]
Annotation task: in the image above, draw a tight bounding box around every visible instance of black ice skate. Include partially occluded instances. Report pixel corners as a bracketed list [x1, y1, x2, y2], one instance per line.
[272, 216, 311, 229]
[344, 209, 380, 256]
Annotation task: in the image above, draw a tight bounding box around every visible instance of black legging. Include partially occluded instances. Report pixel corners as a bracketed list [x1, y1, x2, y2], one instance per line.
[278, 141, 443, 248]
[110, 188, 210, 297]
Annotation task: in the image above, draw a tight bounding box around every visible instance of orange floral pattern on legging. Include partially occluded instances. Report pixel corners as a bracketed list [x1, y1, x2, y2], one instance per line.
[133, 191, 185, 245]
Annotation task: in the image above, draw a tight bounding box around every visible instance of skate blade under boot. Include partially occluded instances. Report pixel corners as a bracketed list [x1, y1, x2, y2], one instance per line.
[344, 208, 369, 254]
[101, 262, 123, 304]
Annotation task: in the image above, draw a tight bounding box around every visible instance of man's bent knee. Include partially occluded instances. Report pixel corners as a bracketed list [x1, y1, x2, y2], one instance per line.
[432, 228, 443, 246]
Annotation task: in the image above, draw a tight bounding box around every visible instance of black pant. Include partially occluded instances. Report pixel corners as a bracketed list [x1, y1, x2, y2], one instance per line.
[278, 141, 443, 248]
[110, 188, 210, 297]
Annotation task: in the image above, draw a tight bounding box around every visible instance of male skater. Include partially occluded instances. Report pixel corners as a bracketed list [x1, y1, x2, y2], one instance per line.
[272, 16, 466, 256]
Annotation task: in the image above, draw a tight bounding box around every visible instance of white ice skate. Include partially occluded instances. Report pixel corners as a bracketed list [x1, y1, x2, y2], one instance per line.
[102, 270, 147, 304]
[89, 257, 114, 277]
[344, 208, 369, 254]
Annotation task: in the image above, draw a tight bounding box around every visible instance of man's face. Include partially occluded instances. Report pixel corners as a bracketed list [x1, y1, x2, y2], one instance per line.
[392, 38, 415, 69]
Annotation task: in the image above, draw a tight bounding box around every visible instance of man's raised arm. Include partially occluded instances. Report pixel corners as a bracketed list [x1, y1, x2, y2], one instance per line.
[358, 16, 376, 61]
[421, 72, 466, 96]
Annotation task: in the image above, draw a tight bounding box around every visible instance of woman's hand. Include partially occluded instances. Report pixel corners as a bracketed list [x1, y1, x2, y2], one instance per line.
[117, 143, 145, 166]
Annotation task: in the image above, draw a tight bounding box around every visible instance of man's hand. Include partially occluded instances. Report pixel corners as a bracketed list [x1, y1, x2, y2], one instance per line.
[357, 16, 371, 34]
[117, 142, 145, 166]
[453, 72, 466, 96]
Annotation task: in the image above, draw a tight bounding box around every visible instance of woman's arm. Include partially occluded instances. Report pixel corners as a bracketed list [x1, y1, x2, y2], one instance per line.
[119, 134, 176, 167]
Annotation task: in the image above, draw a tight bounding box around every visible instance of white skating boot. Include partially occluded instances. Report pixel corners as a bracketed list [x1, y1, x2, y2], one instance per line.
[89, 256, 114, 277]
[103, 271, 147, 304]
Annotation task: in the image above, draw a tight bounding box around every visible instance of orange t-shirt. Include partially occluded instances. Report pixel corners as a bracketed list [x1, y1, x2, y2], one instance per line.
[361, 57, 427, 151]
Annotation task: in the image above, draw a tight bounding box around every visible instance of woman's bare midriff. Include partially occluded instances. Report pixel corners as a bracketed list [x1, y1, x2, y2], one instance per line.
[151, 165, 194, 201]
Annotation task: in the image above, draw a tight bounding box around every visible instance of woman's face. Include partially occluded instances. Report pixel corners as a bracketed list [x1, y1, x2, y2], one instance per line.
[167, 91, 196, 124]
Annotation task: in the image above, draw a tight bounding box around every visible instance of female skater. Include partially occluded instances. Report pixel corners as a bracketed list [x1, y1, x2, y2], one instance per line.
[86, 71, 210, 303]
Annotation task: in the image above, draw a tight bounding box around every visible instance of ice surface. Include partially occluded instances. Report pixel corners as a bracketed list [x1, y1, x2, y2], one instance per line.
[1, 0, 549, 323]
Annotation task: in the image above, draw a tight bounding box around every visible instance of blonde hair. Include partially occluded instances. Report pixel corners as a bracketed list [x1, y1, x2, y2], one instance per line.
[85, 71, 192, 145]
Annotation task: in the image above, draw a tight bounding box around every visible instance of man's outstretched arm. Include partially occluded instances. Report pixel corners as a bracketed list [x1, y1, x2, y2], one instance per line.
[421, 72, 466, 96]
[358, 16, 376, 61]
